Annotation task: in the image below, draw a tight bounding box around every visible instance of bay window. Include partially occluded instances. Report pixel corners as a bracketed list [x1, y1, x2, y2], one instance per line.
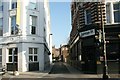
[29, 48, 38, 62]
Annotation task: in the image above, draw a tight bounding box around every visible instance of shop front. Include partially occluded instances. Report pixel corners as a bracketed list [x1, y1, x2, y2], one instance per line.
[80, 28, 98, 73]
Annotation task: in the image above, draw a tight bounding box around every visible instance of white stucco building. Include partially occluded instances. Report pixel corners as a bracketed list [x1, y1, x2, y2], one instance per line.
[0, 0, 52, 72]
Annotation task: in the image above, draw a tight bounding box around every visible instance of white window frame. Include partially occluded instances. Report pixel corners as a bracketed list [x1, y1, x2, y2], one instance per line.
[106, 2, 120, 24]
[29, 15, 37, 35]
[113, 2, 120, 23]
[29, 48, 38, 62]
[8, 48, 18, 63]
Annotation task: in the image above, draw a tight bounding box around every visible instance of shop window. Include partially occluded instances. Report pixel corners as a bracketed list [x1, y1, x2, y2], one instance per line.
[29, 48, 38, 62]
[8, 48, 18, 63]
[34, 56, 37, 61]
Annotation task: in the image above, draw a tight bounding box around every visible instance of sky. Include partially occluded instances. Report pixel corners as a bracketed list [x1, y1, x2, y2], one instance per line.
[49, 2, 71, 48]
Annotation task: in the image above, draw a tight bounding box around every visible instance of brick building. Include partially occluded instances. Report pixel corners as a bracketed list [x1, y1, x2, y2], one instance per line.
[60, 45, 69, 62]
[69, 0, 120, 73]
[52, 46, 60, 61]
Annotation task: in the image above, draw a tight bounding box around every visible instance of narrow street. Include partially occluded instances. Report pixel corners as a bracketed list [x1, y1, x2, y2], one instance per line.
[2, 62, 120, 80]
[49, 62, 70, 74]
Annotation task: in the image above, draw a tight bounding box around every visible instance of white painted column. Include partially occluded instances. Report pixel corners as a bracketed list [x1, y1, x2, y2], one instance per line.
[2, 45, 7, 67]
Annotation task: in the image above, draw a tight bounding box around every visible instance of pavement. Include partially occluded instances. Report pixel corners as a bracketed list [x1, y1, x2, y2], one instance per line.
[1, 62, 120, 79]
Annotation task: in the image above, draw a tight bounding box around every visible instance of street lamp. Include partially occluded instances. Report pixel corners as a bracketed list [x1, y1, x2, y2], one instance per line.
[49, 33, 53, 47]
[100, 2, 109, 79]
[49, 33, 53, 63]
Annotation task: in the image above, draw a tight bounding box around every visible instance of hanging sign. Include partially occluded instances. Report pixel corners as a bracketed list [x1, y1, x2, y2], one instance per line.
[79, 29, 95, 38]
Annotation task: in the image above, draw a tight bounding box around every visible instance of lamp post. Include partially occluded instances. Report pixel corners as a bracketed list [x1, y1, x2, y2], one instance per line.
[49, 33, 52, 63]
[100, 2, 109, 79]
[49, 34, 53, 47]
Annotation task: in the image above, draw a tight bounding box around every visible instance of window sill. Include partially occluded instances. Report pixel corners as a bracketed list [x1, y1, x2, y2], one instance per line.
[28, 9, 39, 12]
[105, 23, 120, 25]
[29, 61, 39, 63]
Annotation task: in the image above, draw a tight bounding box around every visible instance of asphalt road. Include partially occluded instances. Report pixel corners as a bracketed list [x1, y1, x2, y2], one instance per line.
[49, 62, 70, 74]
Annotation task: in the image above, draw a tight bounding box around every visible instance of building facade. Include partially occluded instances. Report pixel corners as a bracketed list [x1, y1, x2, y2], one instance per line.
[52, 46, 60, 62]
[0, 0, 52, 72]
[60, 45, 69, 62]
[69, 0, 120, 74]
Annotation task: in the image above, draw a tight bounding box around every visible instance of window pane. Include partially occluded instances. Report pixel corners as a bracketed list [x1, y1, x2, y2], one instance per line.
[9, 56, 12, 62]
[0, 3, 3, 11]
[29, 56, 33, 61]
[0, 28, 3, 36]
[14, 56, 17, 62]
[32, 16, 37, 26]
[11, 16, 16, 34]
[29, 48, 33, 54]
[34, 48, 37, 54]
[30, 16, 37, 26]
[0, 56, 2, 62]
[0, 18, 3, 27]
[9, 49, 12, 55]
[113, 3, 120, 10]
[34, 56, 37, 61]
[87, 14, 91, 24]
[30, 16, 32, 25]
[106, 4, 110, 23]
[86, 9, 91, 24]
[30, 16, 37, 34]
[31, 26, 36, 34]
[11, 16, 16, 27]
[0, 49, 2, 55]
[14, 48, 18, 55]
[114, 11, 120, 22]
[11, 2, 17, 9]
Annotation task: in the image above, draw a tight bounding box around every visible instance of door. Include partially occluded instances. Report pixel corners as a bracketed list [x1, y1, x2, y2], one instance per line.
[7, 48, 18, 71]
